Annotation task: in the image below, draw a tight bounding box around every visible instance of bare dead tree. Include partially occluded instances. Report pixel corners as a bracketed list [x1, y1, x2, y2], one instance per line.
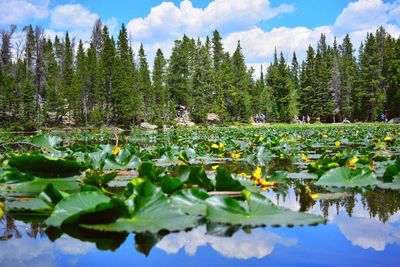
[91, 18, 103, 57]
[0, 24, 16, 71]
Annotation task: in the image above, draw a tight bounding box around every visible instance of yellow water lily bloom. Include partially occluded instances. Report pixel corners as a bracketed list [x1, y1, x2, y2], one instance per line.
[219, 142, 224, 150]
[311, 194, 319, 200]
[211, 143, 219, 149]
[237, 172, 251, 179]
[178, 135, 183, 141]
[259, 136, 264, 142]
[211, 165, 219, 170]
[178, 160, 187, 166]
[384, 136, 393, 142]
[334, 141, 341, 147]
[301, 153, 310, 162]
[322, 134, 328, 138]
[252, 166, 262, 180]
[231, 152, 242, 159]
[0, 202, 3, 218]
[348, 156, 359, 166]
[112, 146, 120, 155]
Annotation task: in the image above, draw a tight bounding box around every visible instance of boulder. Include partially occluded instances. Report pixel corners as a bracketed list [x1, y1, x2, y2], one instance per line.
[388, 117, 400, 124]
[207, 113, 220, 122]
[140, 122, 158, 130]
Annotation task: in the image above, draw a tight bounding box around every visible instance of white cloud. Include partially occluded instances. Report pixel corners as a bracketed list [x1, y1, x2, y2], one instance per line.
[156, 226, 297, 259]
[0, 0, 49, 24]
[127, 0, 294, 42]
[223, 26, 333, 63]
[335, 214, 400, 251]
[333, 0, 400, 35]
[50, 4, 99, 30]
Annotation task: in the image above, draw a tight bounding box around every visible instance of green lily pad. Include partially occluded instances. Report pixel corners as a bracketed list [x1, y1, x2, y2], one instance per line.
[83, 182, 199, 233]
[45, 191, 110, 227]
[170, 188, 209, 216]
[8, 154, 87, 178]
[31, 135, 63, 152]
[316, 167, 380, 188]
[206, 190, 325, 227]
[215, 167, 245, 191]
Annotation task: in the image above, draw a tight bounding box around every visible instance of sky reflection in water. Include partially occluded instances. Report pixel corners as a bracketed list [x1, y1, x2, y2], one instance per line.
[1, 188, 400, 267]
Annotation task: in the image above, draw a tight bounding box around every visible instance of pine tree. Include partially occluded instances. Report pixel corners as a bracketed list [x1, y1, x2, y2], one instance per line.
[138, 44, 152, 121]
[339, 34, 356, 120]
[230, 41, 251, 122]
[152, 49, 169, 123]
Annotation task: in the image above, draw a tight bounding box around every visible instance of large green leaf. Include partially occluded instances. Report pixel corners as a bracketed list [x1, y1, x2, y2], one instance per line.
[1, 177, 80, 195]
[315, 167, 381, 188]
[206, 191, 325, 227]
[31, 135, 63, 152]
[103, 149, 141, 170]
[187, 166, 214, 191]
[378, 175, 400, 190]
[8, 154, 87, 178]
[215, 167, 245, 191]
[170, 188, 209, 216]
[83, 182, 198, 232]
[45, 191, 110, 227]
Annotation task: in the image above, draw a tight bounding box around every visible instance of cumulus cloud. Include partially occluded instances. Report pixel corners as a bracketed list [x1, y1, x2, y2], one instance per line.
[333, 0, 400, 35]
[50, 4, 99, 30]
[156, 226, 297, 259]
[127, 0, 294, 42]
[335, 214, 400, 251]
[0, 0, 49, 25]
[223, 26, 333, 63]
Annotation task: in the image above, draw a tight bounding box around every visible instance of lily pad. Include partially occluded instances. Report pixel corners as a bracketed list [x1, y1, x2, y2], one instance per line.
[8, 154, 87, 178]
[206, 190, 325, 227]
[45, 191, 110, 227]
[315, 167, 380, 188]
[83, 182, 199, 233]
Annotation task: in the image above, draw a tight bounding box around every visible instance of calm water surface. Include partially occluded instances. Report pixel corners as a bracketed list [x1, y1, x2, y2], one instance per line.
[1, 186, 399, 267]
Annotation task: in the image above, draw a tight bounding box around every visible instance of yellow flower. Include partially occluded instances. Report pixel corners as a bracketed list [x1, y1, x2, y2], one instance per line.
[301, 153, 310, 162]
[112, 146, 120, 155]
[384, 136, 393, 142]
[237, 172, 251, 179]
[252, 166, 262, 180]
[219, 142, 224, 150]
[322, 134, 328, 138]
[311, 194, 319, 200]
[0, 202, 3, 218]
[259, 136, 264, 142]
[348, 156, 359, 166]
[334, 141, 341, 147]
[211, 143, 219, 149]
[231, 152, 242, 159]
[178, 135, 183, 141]
[211, 165, 219, 170]
[178, 160, 187, 166]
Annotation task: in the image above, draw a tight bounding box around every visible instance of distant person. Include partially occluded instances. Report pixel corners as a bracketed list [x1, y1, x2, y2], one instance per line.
[385, 111, 389, 122]
[380, 113, 385, 122]
[306, 115, 311, 123]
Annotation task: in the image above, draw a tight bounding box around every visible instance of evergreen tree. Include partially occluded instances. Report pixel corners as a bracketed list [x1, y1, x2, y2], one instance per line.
[138, 44, 152, 121]
[152, 49, 169, 123]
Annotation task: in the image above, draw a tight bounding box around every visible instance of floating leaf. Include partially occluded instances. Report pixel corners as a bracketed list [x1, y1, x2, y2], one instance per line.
[215, 167, 245, 191]
[316, 167, 380, 188]
[170, 188, 209, 216]
[83, 182, 198, 232]
[8, 154, 86, 178]
[45, 191, 110, 227]
[31, 135, 62, 152]
[206, 191, 325, 227]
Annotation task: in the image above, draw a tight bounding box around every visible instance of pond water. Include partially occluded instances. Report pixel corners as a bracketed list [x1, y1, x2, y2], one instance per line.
[1, 185, 399, 267]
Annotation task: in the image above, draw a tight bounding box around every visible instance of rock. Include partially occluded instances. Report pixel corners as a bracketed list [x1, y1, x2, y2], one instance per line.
[140, 122, 158, 130]
[388, 117, 400, 124]
[207, 113, 220, 122]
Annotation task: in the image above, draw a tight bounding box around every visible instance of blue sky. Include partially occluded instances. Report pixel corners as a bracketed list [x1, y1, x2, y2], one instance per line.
[1, 0, 400, 67]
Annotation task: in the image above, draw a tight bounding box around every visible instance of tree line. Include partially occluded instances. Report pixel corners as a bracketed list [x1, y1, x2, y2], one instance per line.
[0, 20, 399, 128]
